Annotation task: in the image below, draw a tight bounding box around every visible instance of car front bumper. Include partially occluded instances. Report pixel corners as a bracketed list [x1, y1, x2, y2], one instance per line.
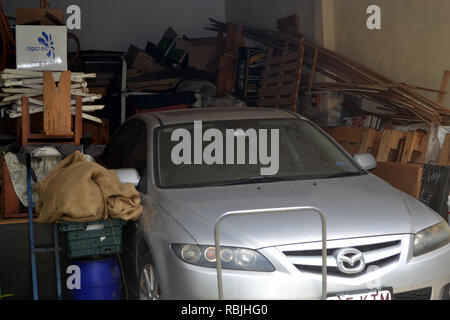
[161, 234, 450, 299]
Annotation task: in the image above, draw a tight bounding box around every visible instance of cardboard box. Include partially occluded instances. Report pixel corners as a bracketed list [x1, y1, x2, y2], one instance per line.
[16, 8, 63, 25]
[189, 37, 219, 75]
[156, 27, 191, 68]
[125, 45, 165, 73]
[371, 161, 423, 198]
[16, 25, 67, 71]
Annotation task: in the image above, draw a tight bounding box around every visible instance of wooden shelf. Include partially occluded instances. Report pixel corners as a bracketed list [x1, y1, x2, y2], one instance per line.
[0, 217, 29, 225]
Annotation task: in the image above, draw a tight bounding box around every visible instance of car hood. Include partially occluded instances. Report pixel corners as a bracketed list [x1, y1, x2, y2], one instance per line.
[156, 174, 443, 248]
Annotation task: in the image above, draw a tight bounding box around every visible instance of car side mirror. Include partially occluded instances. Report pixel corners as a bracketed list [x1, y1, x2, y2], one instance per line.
[114, 168, 141, 186]
[354, 153, 377, 171]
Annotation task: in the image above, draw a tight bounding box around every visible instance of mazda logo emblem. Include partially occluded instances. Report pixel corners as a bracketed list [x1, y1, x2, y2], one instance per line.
[335, 248, 366, 274]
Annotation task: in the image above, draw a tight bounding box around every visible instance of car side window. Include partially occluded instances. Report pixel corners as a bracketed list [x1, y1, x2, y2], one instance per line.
[100, 120, 146, 171]
[122, 121, 147, 176]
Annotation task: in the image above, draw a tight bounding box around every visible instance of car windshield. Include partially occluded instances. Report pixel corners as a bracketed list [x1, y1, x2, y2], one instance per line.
[155, 118, 363, 188]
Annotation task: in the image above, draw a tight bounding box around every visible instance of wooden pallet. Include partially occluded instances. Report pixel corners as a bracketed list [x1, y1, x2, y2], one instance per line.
[376, 130, 407, 162]
[400, 130, 429, 163]
[376, 129, 428, 163]
[256, 38, 304, 111]
[1, 157, 37, 219]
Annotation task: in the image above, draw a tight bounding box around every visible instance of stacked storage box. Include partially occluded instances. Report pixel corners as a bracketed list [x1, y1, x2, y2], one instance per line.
[59, 219, 127, 259]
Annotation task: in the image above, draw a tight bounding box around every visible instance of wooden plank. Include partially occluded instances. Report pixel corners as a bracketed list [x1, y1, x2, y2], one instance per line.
[325, 126, 366, 144]
[308, 47, 319, 92]
[258, 83, 298, 97]
[376, 130, 406, 162]
[437, 134, 450, 166]
[43, 70, 72, 135]
[259, 73, 299, 86]
[400, 131, 429, 163]
[1, 157, 22, 218]
[372, 161, 423, 198]
[261, 60, 300, 76]
[74, 96, 82, 145]
[256, 96, 296, 107]
[358, 129, 381, 156]
[437, 70, 450, 105]
[0, 218, 29, 225]
[264, 52, 301, 65]
[21, 95, 30, 146]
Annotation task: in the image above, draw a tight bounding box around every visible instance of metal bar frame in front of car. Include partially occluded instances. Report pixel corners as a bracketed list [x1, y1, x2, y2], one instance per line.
[214, 206, 327, 300]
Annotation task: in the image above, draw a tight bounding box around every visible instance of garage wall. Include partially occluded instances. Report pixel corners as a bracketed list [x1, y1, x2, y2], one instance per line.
[4, 0, 225, 52]
[331, 0, 450, 105]
[224, 0, 315, 41]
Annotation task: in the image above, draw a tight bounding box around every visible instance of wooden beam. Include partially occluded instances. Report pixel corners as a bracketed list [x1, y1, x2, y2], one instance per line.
[437, 70, 450, 105]
[308, 47, 318, 92]
[43, 70, 72, 136]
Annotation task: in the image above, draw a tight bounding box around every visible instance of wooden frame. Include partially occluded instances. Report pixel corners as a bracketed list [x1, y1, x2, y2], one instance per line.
[19, 95, 82, 146]
[0, 157, 36, 219]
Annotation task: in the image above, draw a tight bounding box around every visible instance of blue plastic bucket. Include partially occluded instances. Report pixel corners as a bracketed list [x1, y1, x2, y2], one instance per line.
[70, 257, 121, 300]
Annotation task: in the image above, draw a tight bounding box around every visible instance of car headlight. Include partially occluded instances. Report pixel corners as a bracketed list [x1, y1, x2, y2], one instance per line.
[171, 244, 275, 272]
[413, 221, 450, 257]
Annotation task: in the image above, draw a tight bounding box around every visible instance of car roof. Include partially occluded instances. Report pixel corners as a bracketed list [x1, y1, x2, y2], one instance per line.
[134, 107, 302, 125]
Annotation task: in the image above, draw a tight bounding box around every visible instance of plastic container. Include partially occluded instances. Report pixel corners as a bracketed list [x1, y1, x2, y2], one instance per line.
[59, 219, 126, 259]
[70, 257, 121, 300]
[301, 91, 344, 126]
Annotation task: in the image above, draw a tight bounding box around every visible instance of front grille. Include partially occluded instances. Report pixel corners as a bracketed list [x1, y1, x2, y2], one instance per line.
[295, 255, 398, 277]
[282, 239, 402, 278]
[392, 287, 432, 300]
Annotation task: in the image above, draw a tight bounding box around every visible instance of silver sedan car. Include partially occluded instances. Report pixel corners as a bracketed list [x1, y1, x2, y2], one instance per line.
[98, 107, 450, 300]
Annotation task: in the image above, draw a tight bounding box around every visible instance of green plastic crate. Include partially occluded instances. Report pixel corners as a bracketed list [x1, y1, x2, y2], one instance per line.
[59, 219, 127, 259]
[59, 218, 126, 232]
[65, 226, 123, 241]
[68, 244, 122, 259]
[67, 232, 123, 250]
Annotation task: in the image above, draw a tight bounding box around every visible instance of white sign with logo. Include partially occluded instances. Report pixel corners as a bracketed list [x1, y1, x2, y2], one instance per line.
[15, 25, 67, 71]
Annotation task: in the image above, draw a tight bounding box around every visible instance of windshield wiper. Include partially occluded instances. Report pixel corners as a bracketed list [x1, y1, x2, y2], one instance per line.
[216, 176, 292, 186]
[319, 171, 364, 179]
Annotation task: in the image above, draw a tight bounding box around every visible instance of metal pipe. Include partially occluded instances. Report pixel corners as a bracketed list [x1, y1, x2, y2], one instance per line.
[26, 153, 38, 300]
[214, 206, 327, 300]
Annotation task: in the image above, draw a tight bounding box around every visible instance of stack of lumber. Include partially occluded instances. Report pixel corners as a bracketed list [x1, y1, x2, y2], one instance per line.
[0, 69, 104, 123]
[207, 19, 450, 125]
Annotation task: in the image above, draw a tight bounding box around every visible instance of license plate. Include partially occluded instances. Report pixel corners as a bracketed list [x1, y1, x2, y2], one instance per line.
[327, 289, 392, 300]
